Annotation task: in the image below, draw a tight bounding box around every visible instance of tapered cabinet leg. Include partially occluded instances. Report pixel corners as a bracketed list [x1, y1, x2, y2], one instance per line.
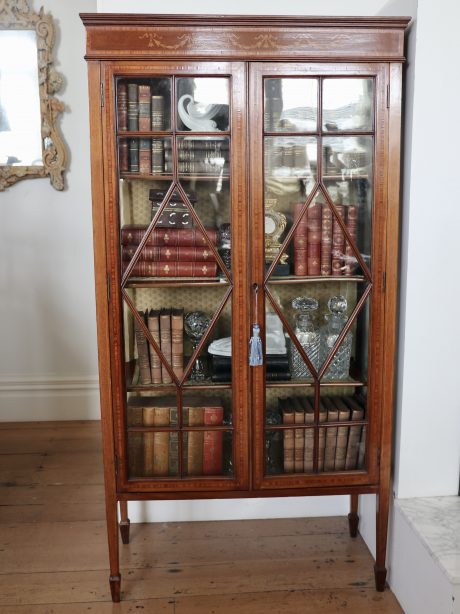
[348, 494, 359, 538]
[106, 494, 121, 602]
[375, 489, 390, 591]
[119, 500, 130, 545]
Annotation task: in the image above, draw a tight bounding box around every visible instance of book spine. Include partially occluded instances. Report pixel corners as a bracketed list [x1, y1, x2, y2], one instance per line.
[168, 139, 230, 151]
[134, 311, 151, 385]
[128, 138, 139, 173]
[164, 160, 229, 175]
[123, 262, 218, 277]
[151, 95, 165, 130]
[334, 399, 351, 471]
[344, 205, 359, 276]
[171, 309, 184, 379]
[357, 424, 367, 469]
[324, 400, 339, 471]
[318, 401, 327, 472]
[164, 149, 229, 162]
[151, 138, 165, 175]
[119, 138, 128, 172]
[320, 205, 333, 276]
[121, 245, 217, 262]
[138, 85, 151, 131]
[186, 407, 204, 476]
[139, 138, 151, 174]
[121, 227, 218, 247]
[159, 309, 172, 384]
[303, 401, 315, 473]
[153, 407, 170, 477]
[294, 405, 305, 473]
[117, 82, 128, 131]
[169, 407, 179, 476]
[203, 406, 224, 475]
[147, 310, 162, 384]
[332, 204, 345, 276]
[344, 398, 365, 470]
[142, 407, 155, 477]
[307, 202, 321, 275]
[282, 404, 295, 474]
[293, 202, 308, 276]
[127, 83, 139, 131]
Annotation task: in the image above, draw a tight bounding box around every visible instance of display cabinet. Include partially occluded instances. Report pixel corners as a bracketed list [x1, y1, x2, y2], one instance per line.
[81, 14, 409, 602]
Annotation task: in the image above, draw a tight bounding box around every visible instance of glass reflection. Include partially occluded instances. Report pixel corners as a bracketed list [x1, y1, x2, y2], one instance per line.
[0, 31, 42, 166]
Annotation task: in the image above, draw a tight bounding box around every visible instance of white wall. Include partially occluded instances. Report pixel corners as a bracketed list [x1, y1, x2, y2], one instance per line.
[0, 0, 100, 420]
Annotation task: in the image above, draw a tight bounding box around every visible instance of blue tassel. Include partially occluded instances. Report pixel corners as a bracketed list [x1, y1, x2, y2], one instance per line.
[249, 324, 263, 366]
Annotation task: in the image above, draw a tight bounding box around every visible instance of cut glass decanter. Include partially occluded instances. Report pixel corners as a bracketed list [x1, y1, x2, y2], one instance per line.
[320, 295, 352, 380]
[288, 297, 320, 379]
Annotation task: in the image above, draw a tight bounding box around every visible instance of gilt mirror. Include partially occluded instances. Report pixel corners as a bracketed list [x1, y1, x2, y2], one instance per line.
[0, 0, 66, 191]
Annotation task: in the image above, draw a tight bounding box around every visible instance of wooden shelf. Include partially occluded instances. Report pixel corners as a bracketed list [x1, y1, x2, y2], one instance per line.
[267, 275, 365, 284]
[266, 377, 366, 388]
[120, 173, 230, 182]
[125, 277, 230, 288]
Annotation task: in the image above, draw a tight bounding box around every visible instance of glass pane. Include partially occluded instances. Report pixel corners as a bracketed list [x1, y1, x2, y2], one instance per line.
[118, 137, 172, 177]
[322, 78, 374, 132]
[127, 394, 179, 479]
[264, 78, 318, 133]
[183, 429, 233, 477]
[318, 392, 367, 473]
[176, 78, 229, 132]
[322, 137, 373, 273]
[116, 77, 172, 132]
[176, 136, 230, 178]
[265, 136, 316, 180]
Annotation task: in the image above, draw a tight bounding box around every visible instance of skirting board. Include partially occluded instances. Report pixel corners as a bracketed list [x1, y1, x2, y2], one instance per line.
[0, 376, 101, 421]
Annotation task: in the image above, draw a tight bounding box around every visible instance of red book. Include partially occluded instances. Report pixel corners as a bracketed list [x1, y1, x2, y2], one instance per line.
[203, 406, 224, 475]
[307, 202, 321, 275]
[293, 202, 308, 276]
[345, 205, 359, 276]
[121, 226, 218, 247]
[332, 204, 345, 276]
[121, 245, 217, 262]
[119, 139, 128, 172]
[117, 82, 127, 131]
[321, 205, 333, 276]
[123, 261, 218, 277]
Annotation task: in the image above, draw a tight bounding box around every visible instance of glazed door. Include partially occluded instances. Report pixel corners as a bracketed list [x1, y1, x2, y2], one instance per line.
[249, 62, 389, 490]
[101, 61, 249, 493]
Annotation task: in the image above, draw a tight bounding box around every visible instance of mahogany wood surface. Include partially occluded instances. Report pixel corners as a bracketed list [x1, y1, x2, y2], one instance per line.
[82, 13, 408, 600]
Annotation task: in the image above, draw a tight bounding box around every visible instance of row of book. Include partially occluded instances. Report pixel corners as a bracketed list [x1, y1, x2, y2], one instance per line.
[135, 308, 184, 385]
[128, 396, 225, 477]
[121, 225, 219, 278]
[118, 82, 166, 132]
[293, 201, 358, 276]
[280, 395, 365, 473]
[119, 137, 229, 176]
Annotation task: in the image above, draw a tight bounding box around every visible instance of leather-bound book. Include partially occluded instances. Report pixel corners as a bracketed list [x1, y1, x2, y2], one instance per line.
[153, 406, 170, 477]
[134, 310, 151, 385]
[333, 397, 351, 471]
[121, 245, 216, 262]
[293, 202, 308, 276]
[203, 404, 224, 475]
[151, 139, 164, 175]
[357, 424, 367, 469]
[119, 138, 128, 172]
[128, 138, 139, 173]
[294, 398, 305, 472]
[303, 397, 315, 473]
[344, 205, 359, 276]
[307, 201, 321, 275]
[171, 309, 184, 379]
[159, 308, 172, 384]
[332, 204, 345, 276]
[120, 226, 218, 247]
[147, 309, 162, 384]
[280, 398, 295, 473]
[127, 83, 139, 131]
[143, 406, 155, 477]
[318, 399, 327, 472]
[151, 95, 165, 130]
[123, 261, 218, 278]
[138, 84, 151, 131]
[320, 204, 333, 275]
[323, 397, 339, 471]
[139, 138, 151, 174]
[169, 406, 179, 476]
[117, 81, 128, 131]
[344, 397, 365, 470]
[184, 406, 204, 476]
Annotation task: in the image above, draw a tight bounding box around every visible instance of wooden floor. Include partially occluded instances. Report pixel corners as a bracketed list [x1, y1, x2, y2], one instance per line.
[0, 421, 403, 613]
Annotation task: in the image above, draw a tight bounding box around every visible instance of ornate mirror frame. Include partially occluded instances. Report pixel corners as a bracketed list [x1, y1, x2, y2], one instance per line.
[0, 0, 66, 191]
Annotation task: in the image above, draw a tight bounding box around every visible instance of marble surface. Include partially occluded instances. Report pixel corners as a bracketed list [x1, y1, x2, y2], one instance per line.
[397, 496, 460, 584]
